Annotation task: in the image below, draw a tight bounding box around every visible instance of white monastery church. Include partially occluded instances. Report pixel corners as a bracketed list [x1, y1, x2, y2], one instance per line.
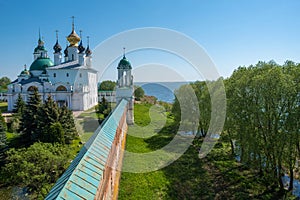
[7, 21, 98, 111]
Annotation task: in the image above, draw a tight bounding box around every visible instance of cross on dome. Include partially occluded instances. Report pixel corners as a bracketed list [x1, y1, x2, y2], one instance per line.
[67, 16, 80, 47]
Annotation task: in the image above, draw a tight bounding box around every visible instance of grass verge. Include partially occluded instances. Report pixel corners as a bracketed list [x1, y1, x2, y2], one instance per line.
[118, 103, 295, 200]
[0, 102, 7, 113]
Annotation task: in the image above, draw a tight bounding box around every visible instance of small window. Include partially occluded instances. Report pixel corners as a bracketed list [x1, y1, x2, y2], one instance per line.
[79, 73, 82, 78]
[54, 73, 56, 77]
[67, 73, 69, 77]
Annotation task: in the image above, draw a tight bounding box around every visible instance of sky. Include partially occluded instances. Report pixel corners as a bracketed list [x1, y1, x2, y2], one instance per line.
[0, 0, 300, 82]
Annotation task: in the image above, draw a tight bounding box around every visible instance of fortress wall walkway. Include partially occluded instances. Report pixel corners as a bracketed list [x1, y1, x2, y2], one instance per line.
[46, 99, 128, 200]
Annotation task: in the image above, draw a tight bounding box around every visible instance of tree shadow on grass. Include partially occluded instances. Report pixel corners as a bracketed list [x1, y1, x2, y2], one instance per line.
[144, 123, 215, 199]
[143, 122, 287, 199]
[81, 117, 99, 133]
[144, 123, 177, 151]
[162, 146, 215, 199]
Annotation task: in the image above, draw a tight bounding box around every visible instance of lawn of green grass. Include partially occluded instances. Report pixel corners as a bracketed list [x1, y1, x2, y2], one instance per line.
[75, 106, 100, 144]
[119, 103, 213, 199]
[118, 103, 295, 200]
[119, 103, 172, 199]
[0, 102, 7, 113]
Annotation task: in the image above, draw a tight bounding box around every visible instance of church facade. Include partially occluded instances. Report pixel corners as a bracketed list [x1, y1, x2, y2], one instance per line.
[7, 23, 98, 111]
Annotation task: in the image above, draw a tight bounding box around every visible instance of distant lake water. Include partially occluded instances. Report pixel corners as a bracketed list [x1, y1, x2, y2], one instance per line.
[135, 82, 189, 103]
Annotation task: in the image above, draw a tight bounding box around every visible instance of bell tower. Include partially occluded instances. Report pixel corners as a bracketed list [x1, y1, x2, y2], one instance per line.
[116, 48, 134, 125]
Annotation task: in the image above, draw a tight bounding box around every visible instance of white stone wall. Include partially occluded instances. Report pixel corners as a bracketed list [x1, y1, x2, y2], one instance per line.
[67, 46, 78, 61]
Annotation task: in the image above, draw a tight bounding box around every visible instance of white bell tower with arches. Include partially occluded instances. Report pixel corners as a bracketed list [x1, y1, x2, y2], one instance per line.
[116, 49, 134, 125]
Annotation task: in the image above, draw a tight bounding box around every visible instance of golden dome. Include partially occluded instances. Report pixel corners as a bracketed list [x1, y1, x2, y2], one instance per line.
[67, 29, 81, 47]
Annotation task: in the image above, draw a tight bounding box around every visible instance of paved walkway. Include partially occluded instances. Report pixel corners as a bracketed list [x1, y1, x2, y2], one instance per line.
[73, 111, 83, 117]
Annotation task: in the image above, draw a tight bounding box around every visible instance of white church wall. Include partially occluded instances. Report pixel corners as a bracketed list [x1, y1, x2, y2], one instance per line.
[71, 93, 83, 111]
[48, 69, 77, 85]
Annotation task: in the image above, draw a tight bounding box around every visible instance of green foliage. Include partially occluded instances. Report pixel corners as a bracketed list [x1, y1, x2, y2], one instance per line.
[9, 94, 26, 133]
[224, 61, 300, 191]
[134, 85, 145, 101]
[9, 116, 20, 133]
[48, 122, 65, 144]
[120, 103, 288, 199]
[95, 97, 112, 123]
[59, 106, 77, 144]
[19, 93, 77, 145]
[172, 82, 210, 135]
[13, 93, 25, 115]
[37, 95, 60, 143]
[20, 87, 41, 143]
[1, 142, 72, 198]
[0, 77, 11, 91]
[98, 80, 116, 91]
[0, 110, 7, 148]
[158, 101, 172, 112]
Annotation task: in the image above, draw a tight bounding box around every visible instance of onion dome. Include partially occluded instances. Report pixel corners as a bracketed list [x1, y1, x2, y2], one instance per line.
[34, 37, 46, 53]
[85, 45, 92, 56]
[67, 17, 81, 46]
[117, 55, 132, 69]
[67, 23, 80, 47]
[30, 57, 54, 71]
[20, 68, 30, 76]
[53, 40, 62, 53]
[78, 40, 85, 53]
[64, 45, 68, 57]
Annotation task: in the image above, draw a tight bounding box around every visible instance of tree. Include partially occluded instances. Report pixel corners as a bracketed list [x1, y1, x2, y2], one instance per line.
[224, 61, 300, 191]
[37, 95, 60, 143]
[190, 81, 211, 137]
[37, 96, 77, 144]
[48, 122, 65, 144]
[11, 94, 26, 133]
[0, 110, 6, 148]
[19, 93, 77, 144]
[1, 142, 72, 198]
[172, 84, 200, 135]
[134, 86, 145, 101]
[0, 76, 11, 91]
[20, 87, 41, 144]
[95, 97, 111, 123]
[98, 80, 116, 91]
[59, 106, 77, 144]
[13, 93, 26, 115]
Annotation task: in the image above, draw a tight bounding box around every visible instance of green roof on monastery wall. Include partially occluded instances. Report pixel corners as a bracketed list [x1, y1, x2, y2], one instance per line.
[45, 99, 128, 200]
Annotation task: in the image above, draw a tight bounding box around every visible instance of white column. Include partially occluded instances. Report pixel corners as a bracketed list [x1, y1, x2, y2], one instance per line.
[8, 95, 13, 111]
[69, 94, 72, 110]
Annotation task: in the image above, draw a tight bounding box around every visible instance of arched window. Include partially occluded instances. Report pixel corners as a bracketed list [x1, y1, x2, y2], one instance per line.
[56, 85, 67, 91]
[27, 86, 38, 92]
[66, 73, 69, 77]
